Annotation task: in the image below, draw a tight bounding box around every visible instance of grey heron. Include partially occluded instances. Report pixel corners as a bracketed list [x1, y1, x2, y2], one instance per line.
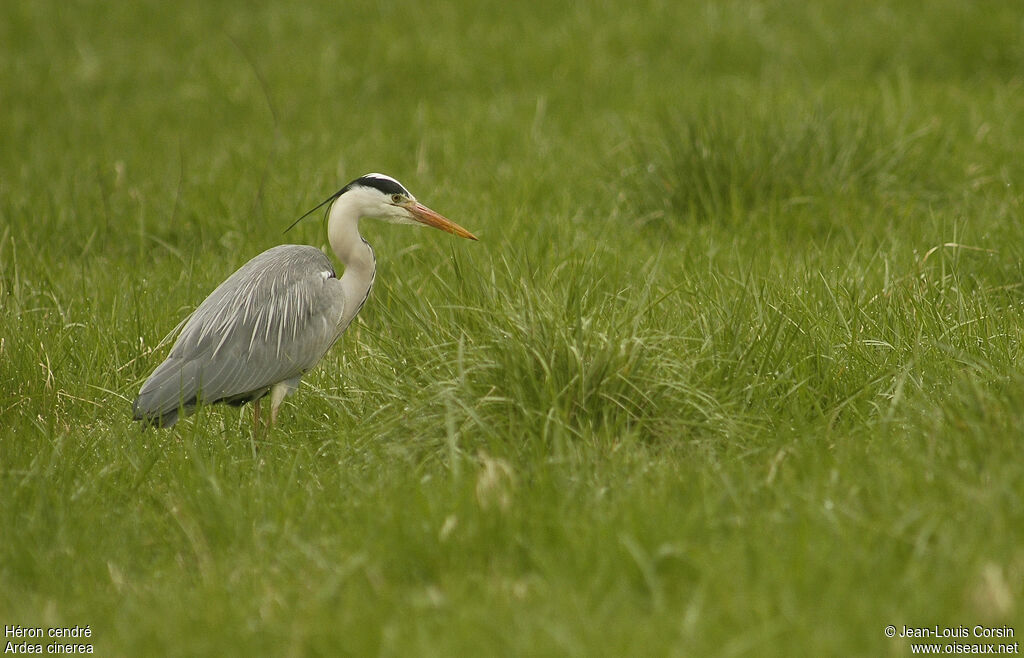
[132, 173, 477, 428]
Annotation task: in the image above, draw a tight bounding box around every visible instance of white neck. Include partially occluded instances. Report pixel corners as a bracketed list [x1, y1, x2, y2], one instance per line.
[327, 194, 377, 331]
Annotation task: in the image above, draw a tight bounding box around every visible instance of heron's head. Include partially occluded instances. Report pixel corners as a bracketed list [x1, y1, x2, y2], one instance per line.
[290, 173, 477, 240]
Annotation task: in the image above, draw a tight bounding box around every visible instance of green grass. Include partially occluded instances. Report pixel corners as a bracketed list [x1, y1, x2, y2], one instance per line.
[2, 0, 1024, 655]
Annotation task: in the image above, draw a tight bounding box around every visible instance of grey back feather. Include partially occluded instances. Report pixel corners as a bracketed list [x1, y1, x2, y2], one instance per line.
[133, 245, 346, 425]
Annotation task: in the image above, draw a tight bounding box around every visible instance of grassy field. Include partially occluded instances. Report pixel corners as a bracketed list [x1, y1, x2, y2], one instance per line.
[2, 0, 1023, 655]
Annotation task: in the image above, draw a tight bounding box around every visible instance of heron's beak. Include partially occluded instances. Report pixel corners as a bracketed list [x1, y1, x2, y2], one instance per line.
[405, 201, 478, 241]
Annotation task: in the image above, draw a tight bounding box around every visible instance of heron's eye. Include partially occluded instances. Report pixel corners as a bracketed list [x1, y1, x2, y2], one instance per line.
[391, 194, 404, 204]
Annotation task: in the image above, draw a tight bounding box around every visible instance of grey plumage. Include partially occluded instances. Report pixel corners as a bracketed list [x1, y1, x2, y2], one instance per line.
[133, 245, 346, 427]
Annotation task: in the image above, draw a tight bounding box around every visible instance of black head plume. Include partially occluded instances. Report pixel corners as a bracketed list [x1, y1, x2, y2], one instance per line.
[284, 173, 412, 234]
[284, 187, 344, 234]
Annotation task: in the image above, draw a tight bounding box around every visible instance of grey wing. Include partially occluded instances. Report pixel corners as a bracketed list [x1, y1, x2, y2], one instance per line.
[133, 245, 346, 424]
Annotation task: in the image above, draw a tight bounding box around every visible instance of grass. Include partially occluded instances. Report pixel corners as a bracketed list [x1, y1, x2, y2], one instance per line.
[2, 0, 1023, 655]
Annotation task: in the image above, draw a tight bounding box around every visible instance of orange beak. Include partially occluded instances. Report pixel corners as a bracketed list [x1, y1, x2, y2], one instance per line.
[405, 201, 478, 241]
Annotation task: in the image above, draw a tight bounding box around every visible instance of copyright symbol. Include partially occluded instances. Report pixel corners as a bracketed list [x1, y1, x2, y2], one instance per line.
[885, 625, 896, 638]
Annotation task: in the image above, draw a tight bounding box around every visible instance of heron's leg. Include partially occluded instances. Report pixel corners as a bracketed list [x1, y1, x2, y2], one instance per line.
[252, 398, 263, 436]
[269, 377, 300, 426]
[269, 383, 288, 426]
